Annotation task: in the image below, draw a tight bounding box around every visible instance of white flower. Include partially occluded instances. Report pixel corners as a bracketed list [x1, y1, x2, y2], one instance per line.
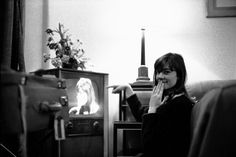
[51, 58, 62, 68]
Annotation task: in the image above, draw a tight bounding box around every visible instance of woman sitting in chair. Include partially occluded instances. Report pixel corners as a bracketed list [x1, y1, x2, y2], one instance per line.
[109, 53, 195, 157]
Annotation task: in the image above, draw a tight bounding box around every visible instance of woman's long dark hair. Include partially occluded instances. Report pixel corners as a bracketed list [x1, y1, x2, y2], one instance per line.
[153, 53, 188, 97]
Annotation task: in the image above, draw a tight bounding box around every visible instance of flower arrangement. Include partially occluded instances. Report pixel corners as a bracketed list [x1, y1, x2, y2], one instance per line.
[43, 23, 88, 70]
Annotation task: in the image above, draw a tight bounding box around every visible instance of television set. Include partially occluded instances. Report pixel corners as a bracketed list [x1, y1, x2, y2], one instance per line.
[34, 68, 108, 157]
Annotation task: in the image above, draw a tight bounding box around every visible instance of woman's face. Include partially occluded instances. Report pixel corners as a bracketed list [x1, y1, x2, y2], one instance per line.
[155, 65, 178, 90]
[77, 88, 88, 105]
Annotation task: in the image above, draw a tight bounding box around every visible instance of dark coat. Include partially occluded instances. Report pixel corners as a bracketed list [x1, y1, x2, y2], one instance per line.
[127, 94, 193, 157]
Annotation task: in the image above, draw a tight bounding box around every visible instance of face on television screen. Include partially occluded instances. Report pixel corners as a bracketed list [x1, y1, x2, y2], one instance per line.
[66, 78, 102, 117]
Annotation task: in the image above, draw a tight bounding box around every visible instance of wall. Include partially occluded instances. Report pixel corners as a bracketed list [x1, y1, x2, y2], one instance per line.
[24, 0, 236, 156]
[24, 0, 49, 70]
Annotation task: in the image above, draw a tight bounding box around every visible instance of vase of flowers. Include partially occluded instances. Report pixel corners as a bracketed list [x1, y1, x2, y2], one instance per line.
[43, 23, 88, 70]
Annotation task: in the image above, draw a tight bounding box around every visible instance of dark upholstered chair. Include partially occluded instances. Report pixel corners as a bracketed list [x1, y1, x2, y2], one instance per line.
[186, 80, 236, 157]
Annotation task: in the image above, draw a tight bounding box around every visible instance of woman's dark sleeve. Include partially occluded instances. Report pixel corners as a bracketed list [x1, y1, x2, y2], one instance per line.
[142, 108, 168, 156]
[142, 96, 193, 157]
[126, 94, 148, 122]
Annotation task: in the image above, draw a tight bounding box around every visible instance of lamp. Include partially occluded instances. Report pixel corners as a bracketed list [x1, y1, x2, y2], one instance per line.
[133, 28, 152, 86]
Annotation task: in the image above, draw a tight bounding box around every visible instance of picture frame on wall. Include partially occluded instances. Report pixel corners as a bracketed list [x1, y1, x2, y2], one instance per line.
[207, 0, 236, 17]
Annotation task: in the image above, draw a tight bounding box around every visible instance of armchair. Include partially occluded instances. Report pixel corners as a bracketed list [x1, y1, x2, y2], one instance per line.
[186, 79, 236, 157]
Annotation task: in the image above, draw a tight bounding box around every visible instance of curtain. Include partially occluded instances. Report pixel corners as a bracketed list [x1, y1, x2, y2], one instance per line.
[1, 0, 25, 72]
[0, 0, 26, 156]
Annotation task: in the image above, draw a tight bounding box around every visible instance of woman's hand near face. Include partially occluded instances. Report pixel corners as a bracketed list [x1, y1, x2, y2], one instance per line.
[148, 81, 168, 113]
[69, 107, 80, 115]
[107, 84, 134, 98]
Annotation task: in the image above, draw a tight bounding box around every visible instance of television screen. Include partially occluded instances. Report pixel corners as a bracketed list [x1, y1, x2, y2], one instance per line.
[66, 78, 103, 117]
